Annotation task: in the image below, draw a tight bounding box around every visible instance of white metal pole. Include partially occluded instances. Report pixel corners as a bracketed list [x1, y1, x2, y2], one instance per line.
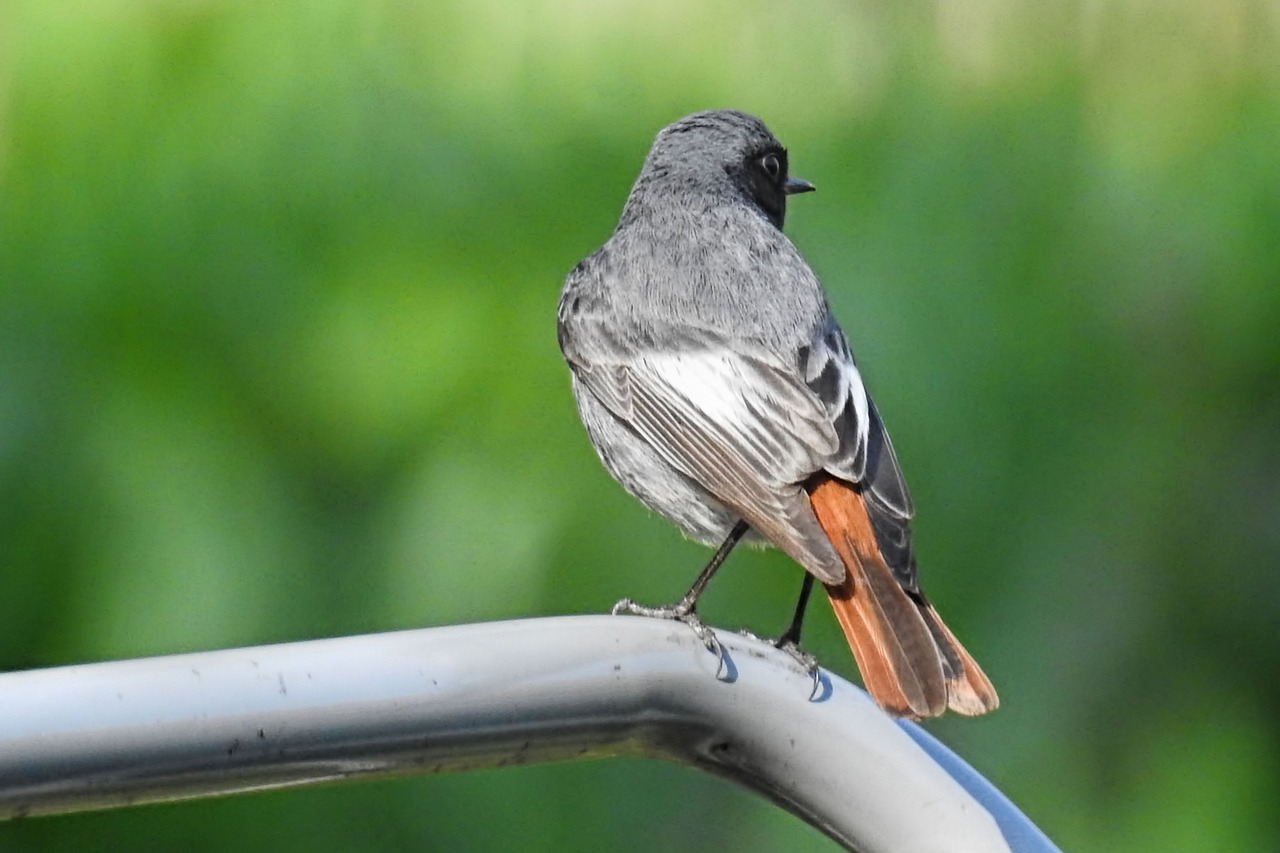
[0, 615, 1057, 853]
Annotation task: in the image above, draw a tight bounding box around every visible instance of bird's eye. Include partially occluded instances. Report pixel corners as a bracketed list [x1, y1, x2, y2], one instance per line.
[760, 153, 782, 180]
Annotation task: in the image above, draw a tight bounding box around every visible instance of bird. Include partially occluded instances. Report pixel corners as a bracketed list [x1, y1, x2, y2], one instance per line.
[556, 109, 997, 718]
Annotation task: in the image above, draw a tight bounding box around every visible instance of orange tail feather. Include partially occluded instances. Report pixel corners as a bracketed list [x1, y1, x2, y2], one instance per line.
[808, 476, 998, 718]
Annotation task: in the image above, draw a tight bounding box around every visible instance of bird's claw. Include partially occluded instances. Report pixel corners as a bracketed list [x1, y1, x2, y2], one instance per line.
[611, 597, 720, 654]
[775, 636, 823, 699]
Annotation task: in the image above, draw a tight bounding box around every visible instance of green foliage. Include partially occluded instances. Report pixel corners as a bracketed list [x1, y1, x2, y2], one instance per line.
[2, 1, 1278, 850]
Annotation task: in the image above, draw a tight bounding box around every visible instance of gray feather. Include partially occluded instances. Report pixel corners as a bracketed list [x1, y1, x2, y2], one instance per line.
[557, 109, 920, 591]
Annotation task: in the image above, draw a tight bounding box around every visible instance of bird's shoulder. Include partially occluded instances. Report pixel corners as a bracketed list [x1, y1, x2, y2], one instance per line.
[560, 207, 827, 367]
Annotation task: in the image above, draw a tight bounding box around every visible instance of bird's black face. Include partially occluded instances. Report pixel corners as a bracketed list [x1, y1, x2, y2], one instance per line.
[735, 145, 815, 229]
[636, 110, 816, 231]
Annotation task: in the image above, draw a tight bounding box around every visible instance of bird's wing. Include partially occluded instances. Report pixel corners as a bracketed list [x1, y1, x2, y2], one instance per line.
[799, 321, 919, 590]
[570, 347, 849, 584]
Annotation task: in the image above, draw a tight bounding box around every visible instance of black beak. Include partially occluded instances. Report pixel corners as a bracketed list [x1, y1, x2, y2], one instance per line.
[785, 177, 816, 195]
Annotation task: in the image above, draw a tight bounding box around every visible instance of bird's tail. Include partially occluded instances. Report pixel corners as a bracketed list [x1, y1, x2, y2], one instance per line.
[807, 476, 999, 718]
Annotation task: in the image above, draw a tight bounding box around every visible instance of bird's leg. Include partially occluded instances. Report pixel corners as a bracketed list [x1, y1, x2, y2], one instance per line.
[774, 573, 821, 682]
[777, 571, 815, 648]
[612, 519, 749, 651]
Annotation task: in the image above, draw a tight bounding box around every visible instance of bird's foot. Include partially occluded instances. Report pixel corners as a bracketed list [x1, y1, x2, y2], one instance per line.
[611, 597, 720, 654]
[773, 635, 820, 675]
[779, 638, 822, 699]
[758, 632, 822, 698]
[735, 627, 819, 675]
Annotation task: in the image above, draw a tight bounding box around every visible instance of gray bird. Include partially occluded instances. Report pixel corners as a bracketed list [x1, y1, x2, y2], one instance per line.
[557, 109, 997, 718]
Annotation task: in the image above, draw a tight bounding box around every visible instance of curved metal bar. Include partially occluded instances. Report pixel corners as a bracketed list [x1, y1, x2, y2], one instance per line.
[0, 615, 1056, 852]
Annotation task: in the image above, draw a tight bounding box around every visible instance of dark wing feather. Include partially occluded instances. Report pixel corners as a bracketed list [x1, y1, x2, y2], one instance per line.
[800, 321, 920, 591]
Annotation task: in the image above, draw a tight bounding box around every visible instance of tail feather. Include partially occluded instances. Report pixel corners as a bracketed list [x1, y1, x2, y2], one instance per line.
[825, 560, 946, 718]
[807, 475, 998, 718]
[918, 602, 1000, 716]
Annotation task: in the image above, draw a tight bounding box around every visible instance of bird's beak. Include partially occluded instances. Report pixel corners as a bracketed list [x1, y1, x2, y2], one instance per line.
[785, 177, 816, 195]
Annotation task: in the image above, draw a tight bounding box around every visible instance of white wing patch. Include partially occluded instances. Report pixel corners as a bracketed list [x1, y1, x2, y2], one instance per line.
[571, 348, 850, 582]
[801, 328, 872, 482]
[635, 350, 838, 486]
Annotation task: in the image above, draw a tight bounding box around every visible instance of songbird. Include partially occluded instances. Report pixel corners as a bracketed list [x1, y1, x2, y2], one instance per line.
[557, 109, 998, 718]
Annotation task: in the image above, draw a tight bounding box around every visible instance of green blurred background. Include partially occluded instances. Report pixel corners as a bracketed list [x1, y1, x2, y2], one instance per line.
[2, 0, 1278, 850]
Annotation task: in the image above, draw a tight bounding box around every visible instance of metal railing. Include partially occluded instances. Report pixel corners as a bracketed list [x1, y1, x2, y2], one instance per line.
[0, 615, 1058, 852]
